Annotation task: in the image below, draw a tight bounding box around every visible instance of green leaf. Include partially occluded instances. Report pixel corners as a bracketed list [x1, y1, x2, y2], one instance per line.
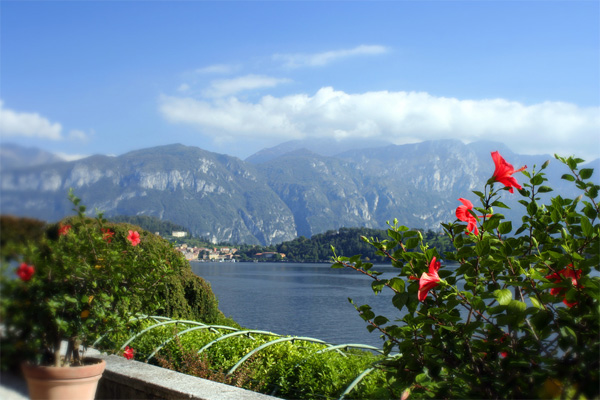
[581, 216, 594, 238]
[498, 221, 512, 235]
[508, 299, 527, 313]
[371, 280, 385, 294]
[64, 295, 78, 303]
[580, 168, 593, 180]
[388, 277, 405, 293]
[530, 296, 544, 310]
[349, 254, 361, 264]
[583, 203, 597, 219]
[561, 174, 575, 182]
[485, 216, 500, 231]
[537, 186, 553, 193]
[494, 289, 512, 305]
[392, 292, 409, 311]
[476, 240, 490, 257]
[531, 174, 544, 186]
[405, 237, 419, 249]
[491, 200, 509, 209]
[560, 326, 578, 344]
[527, 201, 538, 216]
[415, 372, 430, 384]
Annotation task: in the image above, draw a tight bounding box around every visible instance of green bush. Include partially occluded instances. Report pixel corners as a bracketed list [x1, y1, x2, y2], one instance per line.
[0, 213, 224, 324]
[333, 153, 600, 399]
[100, 317, 388, 399]
[0, 197, 228, 371]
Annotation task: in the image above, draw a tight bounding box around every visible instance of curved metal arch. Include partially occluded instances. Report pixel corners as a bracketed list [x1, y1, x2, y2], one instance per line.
[315, 343, 385, 356]
[338, 367, 376, 400]
[145, 324, 240, 362]
[92, 315, 173, 348]
[291, 343, 384, 371]
[119, 319, 208, 350]
[338, 353, 404, 400]
[269, 343, 384, 397]
[227, 336, 329, 376]
[196, 329, 281, 355]
[131, 315, 172, 323]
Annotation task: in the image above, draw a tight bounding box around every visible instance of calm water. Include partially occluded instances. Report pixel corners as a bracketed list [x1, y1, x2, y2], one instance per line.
[190, 261, 401, 348]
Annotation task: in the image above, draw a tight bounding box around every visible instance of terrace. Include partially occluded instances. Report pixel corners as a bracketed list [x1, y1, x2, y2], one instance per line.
[0, 347, 279, 400]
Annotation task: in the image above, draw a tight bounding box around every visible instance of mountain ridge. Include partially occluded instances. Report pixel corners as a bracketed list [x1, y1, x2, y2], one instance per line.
[1, 141, 597, 245]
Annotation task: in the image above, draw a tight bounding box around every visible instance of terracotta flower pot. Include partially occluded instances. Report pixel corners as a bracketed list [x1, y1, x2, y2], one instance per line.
[21, 358, 106, 400]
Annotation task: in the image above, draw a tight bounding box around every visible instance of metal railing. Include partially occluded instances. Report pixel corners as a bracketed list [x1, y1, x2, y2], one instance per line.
[95, 315, 392, 399]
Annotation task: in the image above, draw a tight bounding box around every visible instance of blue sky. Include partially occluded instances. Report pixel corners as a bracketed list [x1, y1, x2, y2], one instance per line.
[1, 1, 599, 161]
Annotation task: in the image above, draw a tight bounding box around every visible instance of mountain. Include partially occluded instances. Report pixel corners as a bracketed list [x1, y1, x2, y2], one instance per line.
[1, 141, 597, 245]
[245, 137, 393, 164]
[0, 143, 65, 170]
[0, 144, 297, 245]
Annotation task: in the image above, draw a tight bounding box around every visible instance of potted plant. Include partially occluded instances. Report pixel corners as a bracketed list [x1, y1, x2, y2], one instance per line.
[1, 190, 174, 399]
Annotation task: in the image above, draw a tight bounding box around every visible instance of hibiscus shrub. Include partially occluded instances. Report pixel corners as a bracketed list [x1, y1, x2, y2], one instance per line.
[0, 192, 226, 369]
[332, 153, 599, 399]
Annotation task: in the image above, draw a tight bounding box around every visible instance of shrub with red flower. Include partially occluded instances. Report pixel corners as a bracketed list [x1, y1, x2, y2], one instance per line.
[101, 228, 115, 243]
[490, 151, 527, 193]
[16, 262, 34, 281]
[333, 152, 599, 399]
[123, 346, 135, 360]
[455, 198, 492, 235]
[58, 224, 71, 236]
[0, 189, 175, 367]
[546, 264, 583, 307]
[127, 230, 141, 246]
[418, 257, 441, 302]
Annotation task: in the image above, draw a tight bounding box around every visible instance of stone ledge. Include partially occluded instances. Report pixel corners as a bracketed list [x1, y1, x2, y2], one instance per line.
[89, 350, 278, 400]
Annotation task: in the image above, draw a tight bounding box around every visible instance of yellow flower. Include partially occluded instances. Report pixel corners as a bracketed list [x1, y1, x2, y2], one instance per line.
[87, 295, 94, 304]
[81, 310, 90, 319]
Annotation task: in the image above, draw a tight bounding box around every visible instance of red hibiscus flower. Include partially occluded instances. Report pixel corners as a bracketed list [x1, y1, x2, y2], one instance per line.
[101, 228, 115, 243]
[127, 230, 141, 246]
[418, 257, 441, 302]
[546, 264, 582, 307]
[455, 198, 490, 235]
[123, 346, 134, 360]
[491, 151, 527, 193]
[58, 224, 71, 236]
[16, 263, 35, 281]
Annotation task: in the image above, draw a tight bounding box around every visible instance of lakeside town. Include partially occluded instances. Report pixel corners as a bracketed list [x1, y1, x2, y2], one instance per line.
[169, 232, 286, 262]
[174, 244, 286, 262]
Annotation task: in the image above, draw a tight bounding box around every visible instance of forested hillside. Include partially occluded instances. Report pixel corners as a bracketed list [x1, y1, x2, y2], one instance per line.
[236, 227, 454, 262]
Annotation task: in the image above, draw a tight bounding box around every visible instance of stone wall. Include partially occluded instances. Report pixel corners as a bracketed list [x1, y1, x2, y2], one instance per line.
[91, 352, 278, 400]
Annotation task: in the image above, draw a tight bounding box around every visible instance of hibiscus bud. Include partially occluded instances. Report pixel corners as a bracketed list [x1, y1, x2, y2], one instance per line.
[541, 160, 550, 170]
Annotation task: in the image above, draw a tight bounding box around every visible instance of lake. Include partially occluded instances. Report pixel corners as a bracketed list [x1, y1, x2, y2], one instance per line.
[190, 261, 401, 348]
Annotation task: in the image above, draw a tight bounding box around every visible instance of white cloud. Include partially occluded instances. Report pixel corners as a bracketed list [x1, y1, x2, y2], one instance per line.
[0, 100, 63, 140]
[202, 74, 292, 98]
[178, 83, 191, 92]
[68, 129, 91, 141]
[55, 152, 90, 162]
[274, 45, 389, 68]
[195, 64, 241, 75]
[159, 87, 600, 160]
